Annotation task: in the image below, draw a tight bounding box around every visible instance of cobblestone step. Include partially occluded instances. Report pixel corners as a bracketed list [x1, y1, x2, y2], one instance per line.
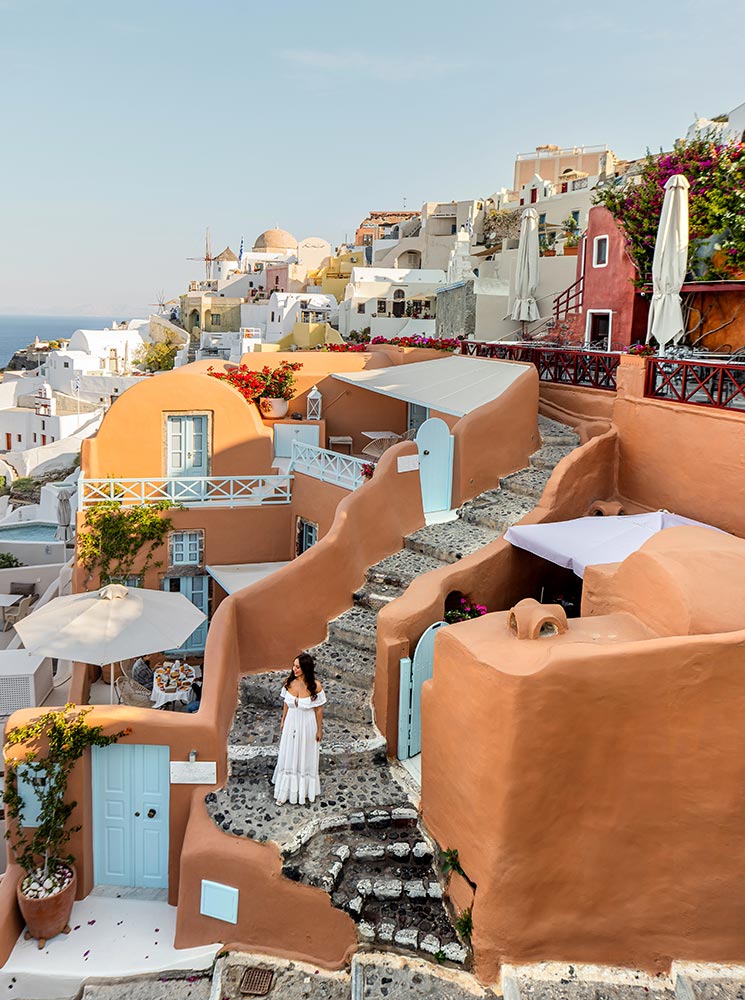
[353, 580, 407, 612]
[530, 444, 575, 471]
[307, 637, 377, 690]
[405, 520, 501, 564]
[228, 707, 384, 762]
[282, 816, 467, 964]
[457, 489, 536, 531]
[538, 415, 580, 447]
[367, 549, 449, 589]
[500, 466, 553, 501]
[328, 605, 380, 652]
[238, 670, 373, 724]
[357, 953, 492, 997]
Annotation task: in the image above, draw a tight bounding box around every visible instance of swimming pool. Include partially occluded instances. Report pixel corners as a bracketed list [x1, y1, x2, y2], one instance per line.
[0, 522, 59, 541]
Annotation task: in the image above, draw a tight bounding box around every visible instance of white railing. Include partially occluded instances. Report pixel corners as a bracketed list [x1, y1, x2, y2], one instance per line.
[290, 441, 367, 491]
[79, 475, 293, 509]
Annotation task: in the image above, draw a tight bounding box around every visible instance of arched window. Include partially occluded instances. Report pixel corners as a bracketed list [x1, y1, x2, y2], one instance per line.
[393, 289, 405, 300]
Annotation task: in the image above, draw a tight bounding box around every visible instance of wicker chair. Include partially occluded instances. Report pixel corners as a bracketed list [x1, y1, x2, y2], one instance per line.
[114, 675, 153, 708]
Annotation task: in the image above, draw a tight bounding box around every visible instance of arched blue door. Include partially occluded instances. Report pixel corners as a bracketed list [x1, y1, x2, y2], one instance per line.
[398, 620, 448, 760]
[416, 418, 454, 514]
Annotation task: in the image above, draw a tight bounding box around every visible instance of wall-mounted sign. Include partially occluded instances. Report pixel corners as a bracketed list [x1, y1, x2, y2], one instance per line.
[397, 454, 420, 473]
[170, 761, 217, 785]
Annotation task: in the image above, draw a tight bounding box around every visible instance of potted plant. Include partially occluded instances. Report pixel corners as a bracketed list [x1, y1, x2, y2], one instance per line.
[562, 216, 580, 256]
[4, 705, 128, 948]
[208, 360, 302, 419]
[539, 232, 556, 257]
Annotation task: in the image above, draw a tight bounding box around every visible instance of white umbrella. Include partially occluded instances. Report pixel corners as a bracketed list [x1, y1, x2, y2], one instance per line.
[15, 584, 207, 704]
[510, 207, 541, 324]
[647, 173, 690, 350]
[505, 511, 720, 578]
[54, 488, 74, 543]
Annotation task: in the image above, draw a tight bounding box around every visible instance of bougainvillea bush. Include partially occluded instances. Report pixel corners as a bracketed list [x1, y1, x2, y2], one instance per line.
[318, 335, 462, 353]
[208, 360, 302, 402]
[595, 138, 745, 283]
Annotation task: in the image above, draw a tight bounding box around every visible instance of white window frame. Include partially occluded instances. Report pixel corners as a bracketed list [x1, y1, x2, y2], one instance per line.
[170, 530, 202, 566]
[593, 235, 609, 268]
[584, 310, 613, 351]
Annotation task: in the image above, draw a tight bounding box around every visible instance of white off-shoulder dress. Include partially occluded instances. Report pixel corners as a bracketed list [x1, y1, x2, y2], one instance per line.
[272, 687, 327, 805]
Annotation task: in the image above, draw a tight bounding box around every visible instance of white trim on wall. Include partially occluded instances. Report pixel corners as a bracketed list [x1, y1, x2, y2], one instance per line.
[592, 235, 609, 268]
[585, 309, 613, 351]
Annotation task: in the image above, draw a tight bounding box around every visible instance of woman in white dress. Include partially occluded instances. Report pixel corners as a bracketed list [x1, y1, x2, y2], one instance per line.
[272, 652, 326, 806]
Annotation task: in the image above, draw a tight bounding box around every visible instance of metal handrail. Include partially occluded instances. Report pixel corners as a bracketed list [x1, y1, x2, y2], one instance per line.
[79, 475, 293, 509]
[290, 441, 367, 491]
[644, 357, 745, 411]
[459, 341, 621, 390]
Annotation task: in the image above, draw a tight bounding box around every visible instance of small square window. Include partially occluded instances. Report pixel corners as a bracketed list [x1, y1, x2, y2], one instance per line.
[357, 303, 366, 314]
[63, 362, 70, 369]
[210, 313, 221, 326]
[170, 530, 202, 566]
[377, 299, 386, 312]
[16, 435, 21, 443]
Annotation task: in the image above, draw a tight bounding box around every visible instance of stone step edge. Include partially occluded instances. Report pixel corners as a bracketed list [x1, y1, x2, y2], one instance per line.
[228, 733, 387, 760]
[352, 951, 476, 987]
[279, 803, 419, 857]
[501, 961, 677, 996]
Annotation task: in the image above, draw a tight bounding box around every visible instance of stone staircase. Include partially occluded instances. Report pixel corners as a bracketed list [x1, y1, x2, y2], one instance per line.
[206, 415, 580, 966]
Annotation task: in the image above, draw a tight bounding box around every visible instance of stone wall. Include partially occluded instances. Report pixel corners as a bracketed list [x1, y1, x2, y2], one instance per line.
[435, 281, 475, 340]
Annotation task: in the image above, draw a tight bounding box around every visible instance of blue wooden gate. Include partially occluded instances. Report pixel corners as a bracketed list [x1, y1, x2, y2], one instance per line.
[415, 418, 454, 514]
[398, 621, 448, 760]
[92, 744, 170, 889]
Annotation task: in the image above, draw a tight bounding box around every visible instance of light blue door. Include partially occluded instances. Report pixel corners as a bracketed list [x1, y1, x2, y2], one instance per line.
[167, 415, 208, 501]
[163, 575, 209, 652]
[398, 621, 447, 760]
[416, 417, 454, 514]
[92, 744, 170, 889]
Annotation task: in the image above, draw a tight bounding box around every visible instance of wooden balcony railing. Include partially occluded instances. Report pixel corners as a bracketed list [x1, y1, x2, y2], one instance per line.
[460, 342, 620, 391]
[644, 358, 745, 411]
[553, 275, 584, 322]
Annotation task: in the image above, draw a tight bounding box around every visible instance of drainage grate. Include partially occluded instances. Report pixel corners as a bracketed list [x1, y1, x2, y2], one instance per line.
[239, 966, 274, 996]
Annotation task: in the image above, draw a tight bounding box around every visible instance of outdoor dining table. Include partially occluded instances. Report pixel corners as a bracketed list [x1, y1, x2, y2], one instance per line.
[151, 661, 197, 710]
[0, 594, 22, 608]
[361, 430, 400, 441]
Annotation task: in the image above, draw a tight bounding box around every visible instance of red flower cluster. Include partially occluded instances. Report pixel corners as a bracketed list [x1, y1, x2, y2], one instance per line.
[207, 360, 302, 402]
[318, 335, 461, 354]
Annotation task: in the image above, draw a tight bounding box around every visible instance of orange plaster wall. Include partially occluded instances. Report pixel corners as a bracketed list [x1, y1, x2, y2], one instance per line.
[289, 472, 350, 546]
[207, 441, 425, 679]
[421, 618, 745, 979]
[538, 382, 615, 440]
[374, 430, 619, 753]
[451, 365, 540, 506]
[613, 356, 745, 537]
[175, 791, 357, 968]
[83, 371, 274, 479]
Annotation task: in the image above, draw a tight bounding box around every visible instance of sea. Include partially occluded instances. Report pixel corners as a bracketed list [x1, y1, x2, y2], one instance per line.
[0, 315, 121, 368]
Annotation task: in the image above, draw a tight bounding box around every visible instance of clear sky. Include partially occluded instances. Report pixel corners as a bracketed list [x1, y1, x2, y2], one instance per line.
[1, 0, 743, 316]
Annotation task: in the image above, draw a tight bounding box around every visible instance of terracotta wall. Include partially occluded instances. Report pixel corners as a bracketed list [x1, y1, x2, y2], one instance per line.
[613, 355, 745, 536]
[374, 430, 618, 752]
[83, 371, 275, 479]
[451, 365, 539, 506]
[422, 616, 745, 979]
[289, 472, 350, 549]
[175, 791, 356, 967]
[538, 382, 615, 440]
[685, 290, 745, 352]
[209, 440, 425, 677]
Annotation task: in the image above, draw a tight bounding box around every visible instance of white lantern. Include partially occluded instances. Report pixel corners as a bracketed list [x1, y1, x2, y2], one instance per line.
[307, 385, 322, 420]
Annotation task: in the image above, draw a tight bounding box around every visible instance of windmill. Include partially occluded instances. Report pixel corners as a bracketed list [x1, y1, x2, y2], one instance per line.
[148, 289, 177, 313]
[188, 227, 214, 281]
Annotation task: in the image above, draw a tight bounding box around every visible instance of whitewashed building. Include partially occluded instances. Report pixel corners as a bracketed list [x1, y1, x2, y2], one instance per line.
[338, 267, 446, 340]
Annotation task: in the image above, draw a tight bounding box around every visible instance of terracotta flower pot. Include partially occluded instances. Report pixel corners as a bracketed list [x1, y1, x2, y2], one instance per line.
[258, 397, 289, 419]
[564, 246, 579, 256]
[17, 864, 77, 949]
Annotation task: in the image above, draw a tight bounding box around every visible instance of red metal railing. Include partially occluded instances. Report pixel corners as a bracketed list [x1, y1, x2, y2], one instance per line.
[460, 341, 620, 390]
[553, 275, 584, 322]
[644, 358, 745, 411]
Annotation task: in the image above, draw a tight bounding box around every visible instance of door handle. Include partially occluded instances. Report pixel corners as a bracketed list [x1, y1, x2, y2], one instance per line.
[147, 808, 157, 819]
[423, 450, 430, 456]
[134, 811, 140, 817]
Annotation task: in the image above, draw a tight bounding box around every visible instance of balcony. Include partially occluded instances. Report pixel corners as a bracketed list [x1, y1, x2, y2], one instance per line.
[290, 441, 367, 490]
[79, 475, 293, 509]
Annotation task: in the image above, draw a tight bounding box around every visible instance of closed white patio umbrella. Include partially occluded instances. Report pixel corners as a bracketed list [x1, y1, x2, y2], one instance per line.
[647, 173, 690, 351]
[54, 488, 74, 543]
[15, 584, 207, 704]
[510, 207, 541, 324]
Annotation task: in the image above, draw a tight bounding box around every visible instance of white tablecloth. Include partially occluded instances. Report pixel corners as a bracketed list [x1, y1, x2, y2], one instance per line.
[151, 663, 196, 709]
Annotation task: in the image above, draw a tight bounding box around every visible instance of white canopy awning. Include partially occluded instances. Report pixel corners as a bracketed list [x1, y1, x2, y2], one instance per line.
[206, 561, 290, 595]
[332, 356, 529, 417]
[505, 512, 721, 578]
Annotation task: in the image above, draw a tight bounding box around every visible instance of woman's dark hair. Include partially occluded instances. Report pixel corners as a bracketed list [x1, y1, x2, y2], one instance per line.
[285, 651, 319, 700]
